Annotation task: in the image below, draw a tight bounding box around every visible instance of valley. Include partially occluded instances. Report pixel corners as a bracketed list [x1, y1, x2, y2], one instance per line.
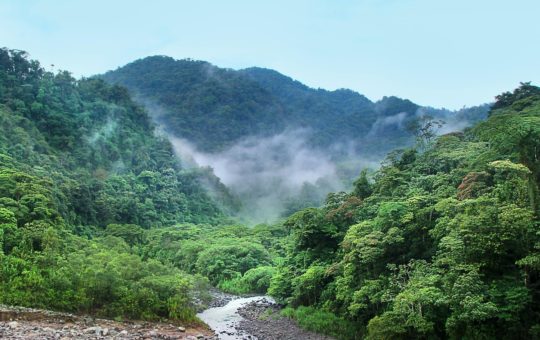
[0, 47, 539, 339]
[102, 56, 489, 223]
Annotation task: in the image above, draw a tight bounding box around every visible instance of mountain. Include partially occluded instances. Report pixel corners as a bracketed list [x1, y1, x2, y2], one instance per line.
[102, 56, 489, 156]
[0, 50, 227, 229]
[101, 56, 490, 222]
[2, 47, 539, 339]
[267, 83, 540, 339]
[0, 48, 234, 321]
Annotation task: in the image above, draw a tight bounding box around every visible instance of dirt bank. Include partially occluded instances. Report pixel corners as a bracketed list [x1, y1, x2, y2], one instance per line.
[235, 298, 334, 340]
[0, 304, 216, 339]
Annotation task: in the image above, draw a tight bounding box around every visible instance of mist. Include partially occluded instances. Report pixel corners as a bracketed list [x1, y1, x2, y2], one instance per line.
[367, 107, 488, 144]
[86, 117, 117, 145]
[169, 129, 349, 223]
[143, 96, 485, 224]
[165, 110, 481, 224]
[415, 105, 490, 135]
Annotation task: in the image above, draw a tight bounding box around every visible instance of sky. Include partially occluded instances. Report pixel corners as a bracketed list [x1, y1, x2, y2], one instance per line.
[1, 0, 539, 109]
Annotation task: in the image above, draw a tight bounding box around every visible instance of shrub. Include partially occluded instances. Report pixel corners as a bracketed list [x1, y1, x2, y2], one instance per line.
[281, 306, 359, 339]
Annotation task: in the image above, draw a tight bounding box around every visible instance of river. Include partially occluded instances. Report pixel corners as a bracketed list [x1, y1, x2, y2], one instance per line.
[197, 296, 273, 340]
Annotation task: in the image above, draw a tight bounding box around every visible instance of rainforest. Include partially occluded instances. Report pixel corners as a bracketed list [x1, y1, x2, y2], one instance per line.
[0, 46, 539, 339]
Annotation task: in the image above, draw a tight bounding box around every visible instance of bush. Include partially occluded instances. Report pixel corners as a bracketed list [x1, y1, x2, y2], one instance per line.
[242, 266, 275, 293]
[281, 306, 359, 339]
[268, 266, 294, 304]
[195, 241, 271, 285]
[218, 274, 250, 295]
[218, 266, 275, 295]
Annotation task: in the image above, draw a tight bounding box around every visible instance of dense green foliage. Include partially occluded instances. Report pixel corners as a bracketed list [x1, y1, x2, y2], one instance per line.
[281, 306, 357, 339]
[0, 49, 225, 228]
[0, 48, 234, 322]
[1, 48, 538, 340]
[141, 223, 286, 289]
[269, 84, 540, 339]
[102, 56, 489, 156]
[102, 56, 490, 223]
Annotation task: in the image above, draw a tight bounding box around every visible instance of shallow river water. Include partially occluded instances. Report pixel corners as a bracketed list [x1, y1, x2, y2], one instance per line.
[197, 296, 273, 340]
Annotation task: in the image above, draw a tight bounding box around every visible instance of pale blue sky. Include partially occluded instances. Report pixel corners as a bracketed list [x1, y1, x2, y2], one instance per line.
[1, 0, 539, 109]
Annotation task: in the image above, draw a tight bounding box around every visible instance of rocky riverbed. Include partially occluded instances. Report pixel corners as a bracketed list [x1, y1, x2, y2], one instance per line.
[205, 289, 238, 309]
[0, 305, 215, 339]
[1, 296, 334, 340]
[198, 296, 334, 340]
[235, 299, 333, 340]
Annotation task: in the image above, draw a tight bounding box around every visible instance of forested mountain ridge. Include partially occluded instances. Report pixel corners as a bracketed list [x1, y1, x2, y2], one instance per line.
[2, 47, 539, 339]
[102, 56, 490, 223]
[266, 83, 540, 339]
[102, 56, 489, 156]
[0, 49, 224, 228]
[0, 48, 240, 322]
[102, 56, 287, 153]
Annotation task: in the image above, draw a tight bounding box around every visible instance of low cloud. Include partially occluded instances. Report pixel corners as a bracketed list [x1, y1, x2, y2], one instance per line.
[150, 102, 485, 224]
[86, 117, 117, 145]
[367, 112, 409, 138]
[169, 129, 347, 223]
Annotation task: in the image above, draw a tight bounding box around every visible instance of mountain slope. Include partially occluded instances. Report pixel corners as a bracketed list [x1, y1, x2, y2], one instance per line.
[0, 47, 240, 322]
[0, 50, 225, 228]
[101, 56, 490, 222]
[101, 56, 287, 152]
[102, 56, 489, 156]
[266, 83, 540, 339]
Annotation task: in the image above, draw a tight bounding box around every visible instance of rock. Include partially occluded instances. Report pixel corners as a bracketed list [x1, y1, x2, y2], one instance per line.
[8, 321, 18, 329]
[149, 329, 158, 336]
[120, 330, 129, 335]
[186, 336, 197, 340]
[178, 326, 186, 332]
[83, 325, 108, 336]
[196, 334, 205, 339]
[83, 326, 96, 334]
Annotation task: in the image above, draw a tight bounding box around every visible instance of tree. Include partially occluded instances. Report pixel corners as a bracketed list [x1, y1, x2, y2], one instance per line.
[406, 115, 445, 151]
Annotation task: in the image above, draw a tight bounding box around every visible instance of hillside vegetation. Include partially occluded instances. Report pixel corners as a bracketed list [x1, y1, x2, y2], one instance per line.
[102, 56, 489, 156]
[102, 56, 490, 222]
[267, 83, 540, 339]
[0, 48, 279, 322]
[1, 48, 539, 339]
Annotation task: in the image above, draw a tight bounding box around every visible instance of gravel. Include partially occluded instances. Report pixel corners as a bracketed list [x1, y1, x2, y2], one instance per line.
[235, 298, 334, 340]
[0, 304, 216, 339]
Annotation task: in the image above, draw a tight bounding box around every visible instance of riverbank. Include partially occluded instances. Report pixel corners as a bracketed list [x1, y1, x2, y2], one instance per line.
[0, 305, 216, 339]
[1, 296, 335, 339]
[236, 298, 333, 340]
[205, 289, 238, 309]
[198, 296, 334, 340]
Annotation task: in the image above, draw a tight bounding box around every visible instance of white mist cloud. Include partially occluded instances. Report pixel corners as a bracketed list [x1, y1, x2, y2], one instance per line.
[86, 118, 117, 145]
[414, 106, 485, 136]
[169, 129, 346, 223]
[367, 111, 409, 138]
